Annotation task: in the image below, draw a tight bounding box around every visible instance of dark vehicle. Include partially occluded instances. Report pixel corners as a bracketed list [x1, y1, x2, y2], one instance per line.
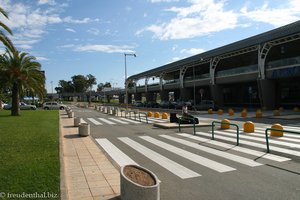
[175, 101, 192, 110]
[159, 101, 173, 109]
[132, 101, 144, 107]
[145, 101, 159, 108]
[194, 100, 218, 111]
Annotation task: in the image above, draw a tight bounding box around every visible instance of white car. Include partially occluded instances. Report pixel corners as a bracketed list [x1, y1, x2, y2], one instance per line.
[3, 102, 36, 110]
[43, 102, 66, 110]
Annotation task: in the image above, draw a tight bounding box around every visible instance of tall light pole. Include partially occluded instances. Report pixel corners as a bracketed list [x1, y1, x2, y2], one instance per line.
[50, 81, 53, 94]
[124, 53, 136, 110]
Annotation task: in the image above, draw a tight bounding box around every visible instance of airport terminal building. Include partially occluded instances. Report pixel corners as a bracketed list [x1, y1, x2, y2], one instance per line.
[124, 20, 300, 109]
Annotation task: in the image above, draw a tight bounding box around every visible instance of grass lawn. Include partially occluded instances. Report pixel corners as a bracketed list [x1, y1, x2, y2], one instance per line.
[0, 110, 60, 199]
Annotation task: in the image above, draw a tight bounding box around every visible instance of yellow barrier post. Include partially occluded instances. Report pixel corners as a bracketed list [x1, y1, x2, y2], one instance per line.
[208, 109, 213, 114]
[154, 112, 160, 118]
[221, 119, 230, 129]
[256, 109, 262, 118]
[228, 108, 234, 116]
[147, 111, 153, 117]
[244, 121, 254, 133]
[270, 124, 284, 137]
[241, 110, 247, 117]
[218, 109, 223, 115]
[162, 113, 168, 119]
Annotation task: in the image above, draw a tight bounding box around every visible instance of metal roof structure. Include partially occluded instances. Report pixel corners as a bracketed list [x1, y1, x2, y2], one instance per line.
[128, 20, 300, 80]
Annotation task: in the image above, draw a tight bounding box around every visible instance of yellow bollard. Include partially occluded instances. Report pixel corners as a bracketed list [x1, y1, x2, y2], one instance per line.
[162, 113, 168, 119]
[208, 108, 213, 114]
[228, 109, 234, 116]
[273, 110, 280, 116]
[147, 111, 153, 117]
[256, 109, 262, 118]
[241, 110, 247, 117]
[218, 109, 223, 115]
[270, 124, 284, 137]
[154, 112, 160, 118]
[293, 107, 299, 112]
[221, 119, 230, 129]
[244, 121, 254, 133]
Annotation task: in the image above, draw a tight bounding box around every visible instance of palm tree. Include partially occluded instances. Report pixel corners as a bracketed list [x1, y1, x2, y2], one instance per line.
[0, 6, 15, 52]
[0, 50, 45, 116]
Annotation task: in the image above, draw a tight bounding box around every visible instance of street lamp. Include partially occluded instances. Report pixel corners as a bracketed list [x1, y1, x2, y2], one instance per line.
[124, 53, 136, 110]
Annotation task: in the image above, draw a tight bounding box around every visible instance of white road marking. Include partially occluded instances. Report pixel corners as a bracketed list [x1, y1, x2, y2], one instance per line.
[178, 133, 290, 162]
[140, 136, 236, 173]
[97, 118, 116, 125]
[87, 118, 102, 125]
[95, 138, 137, 167]
[119, 137, 201, 179]
[160, 135, 262, 167]
[109, 118, 129, 124]
[118, 118, 141, 124]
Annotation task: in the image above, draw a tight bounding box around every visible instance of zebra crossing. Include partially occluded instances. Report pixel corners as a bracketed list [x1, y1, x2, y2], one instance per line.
[81, 116, 169, 126]
[95, 126, 300, 180]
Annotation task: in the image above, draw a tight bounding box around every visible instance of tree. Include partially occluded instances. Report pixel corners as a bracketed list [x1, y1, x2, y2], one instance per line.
[0, 7, 15, 53]
[86, 74, 97, 104]
[71, 75, 88, 93]
[0, 50, 45, 116]
[97, 83, 104, 92]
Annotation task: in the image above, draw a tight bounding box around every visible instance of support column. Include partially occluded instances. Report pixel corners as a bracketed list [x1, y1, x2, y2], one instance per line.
[210, 84, 224, 107]
[146, 92, 155, 102]
[257, 79, 275, 109]
[119, 94, 125, 104]
[127, 94, 132, 104]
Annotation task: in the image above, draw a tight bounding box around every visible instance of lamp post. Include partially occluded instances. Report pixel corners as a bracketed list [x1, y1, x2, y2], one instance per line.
[124, 53, 136, 110]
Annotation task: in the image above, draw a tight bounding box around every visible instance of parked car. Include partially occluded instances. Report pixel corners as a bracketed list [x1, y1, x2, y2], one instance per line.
[159, 101, 176, 109]
[3, 102, 36, 110]
[194, 100, 218, 111]
[132, 101, 144, 107]
[43, 102, 66, 110]
[145, 101, 159, 108]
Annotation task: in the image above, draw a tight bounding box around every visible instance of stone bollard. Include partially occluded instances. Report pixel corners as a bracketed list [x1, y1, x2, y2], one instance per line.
[256, 109, 262, 118]
[121, 165, 160, 200]
[244, 121, 254, 133]
[79, 123, 90, 137]
[221, 119, 230, 129]
[208, 108, 213, 114]
[241, 110, 247, 117]
[68, 111, 74, 118]
[228, 109, 234, 116]
[217, 109, 223, 115]
[270, 124, 283, 137]
[74, 117, 81, 127]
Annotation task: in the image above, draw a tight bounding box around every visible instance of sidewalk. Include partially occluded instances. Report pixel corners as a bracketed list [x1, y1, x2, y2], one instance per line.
[59, 111, 120, 200]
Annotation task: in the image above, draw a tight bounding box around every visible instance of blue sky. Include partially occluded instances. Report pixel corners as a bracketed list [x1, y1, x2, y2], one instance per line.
[1, 0, 300, 92]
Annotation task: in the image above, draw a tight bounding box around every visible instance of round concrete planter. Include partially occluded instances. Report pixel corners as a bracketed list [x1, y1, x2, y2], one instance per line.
[121, 165, 160, 200]
[79, 123, 90, 137]
[74, 117, 81, 127]
[68, 111, 74, 118]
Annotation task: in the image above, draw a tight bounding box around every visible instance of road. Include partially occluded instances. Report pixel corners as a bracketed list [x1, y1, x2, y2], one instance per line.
[73, 106, 300, 200]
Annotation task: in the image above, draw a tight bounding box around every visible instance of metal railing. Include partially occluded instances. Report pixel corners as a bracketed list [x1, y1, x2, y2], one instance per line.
[265, 128, 300, 153]
[211, 121, 240, 146]
[178, 117, 196, 135]
[138, 112, 148, 124]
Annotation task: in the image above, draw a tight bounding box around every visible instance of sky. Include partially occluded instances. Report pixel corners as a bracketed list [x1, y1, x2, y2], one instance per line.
[1, 0, 300, 92]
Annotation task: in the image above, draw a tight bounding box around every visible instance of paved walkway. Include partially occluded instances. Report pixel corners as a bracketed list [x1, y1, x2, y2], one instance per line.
[59, 111, 120, 200]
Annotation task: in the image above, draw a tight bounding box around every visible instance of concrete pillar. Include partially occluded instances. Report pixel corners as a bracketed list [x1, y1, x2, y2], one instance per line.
[180, 88, 192, 101]
[127, 94, 132, 104]
[210, 84, 224, 107]
[160, 90, 169, 101]
[146, 92, 155, 102]
[119, 94, 125, 104]
[258, 79, 275, 109]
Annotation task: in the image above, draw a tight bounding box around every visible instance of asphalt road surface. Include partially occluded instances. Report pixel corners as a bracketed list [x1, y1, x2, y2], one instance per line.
[73, 106, 300, 200]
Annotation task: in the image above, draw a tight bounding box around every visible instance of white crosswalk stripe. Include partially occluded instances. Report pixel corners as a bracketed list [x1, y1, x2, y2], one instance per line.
[87, 118, 102, 125]
[108, 118, 129, 124]
[177, 133, 290, 162]
[97, 118, 116, 125]
[208, 130, 300, 157]
[95, 138, 137, 167]
[256, 127, 300, 139]
[140, 136, 236, 173]
[160, 135, 263, 167]
[119, 137, 201, 179]
[118, 118, 141, 124]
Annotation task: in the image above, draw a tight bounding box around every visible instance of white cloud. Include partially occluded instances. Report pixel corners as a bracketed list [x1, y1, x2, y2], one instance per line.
[61, 44, 135, 54]
[37, 0, 56, 6]
[180, 48, 205, 55]
[63, 16, 99, 24]
[240, 1, 300, 26]
[149, 0, 179, 3]
[139, 0, 238, 40]
[36, 56, 49, 61]
[66, 28, 76, 33]
[87, 28, 100, 35]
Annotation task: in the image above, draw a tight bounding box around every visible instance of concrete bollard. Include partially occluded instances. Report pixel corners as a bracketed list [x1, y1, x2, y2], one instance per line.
[228, 109, 234, 116]
[256, 109, 262, 118]
[74, 117, 81, 127]
[273, 110, 280, 116]
[244, 121, 254, 133]
[68, 111, 74, 118]
[208, 109, 213, 114]
[148, 111, 153, 117]
[79, 123, 90, 137]
[221, 119, 230, 129]
[241, 110, 247, 117]
[121, 165, 160, 200]
[270, 124, 283, 137]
